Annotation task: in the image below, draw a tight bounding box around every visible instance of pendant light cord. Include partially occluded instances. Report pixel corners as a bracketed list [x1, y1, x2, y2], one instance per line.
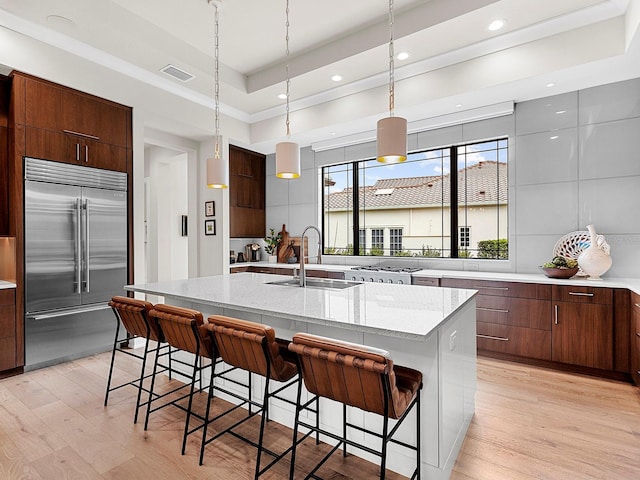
[213, 3, 221, 158]
[285, 0, 291, 137]
[388, 0, 395, 117]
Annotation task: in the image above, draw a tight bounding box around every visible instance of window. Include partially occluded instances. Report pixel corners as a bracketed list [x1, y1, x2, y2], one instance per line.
[390, 228, 403, 256]
[371, 229, 384, 255]
[459, 226, 470, 248]
[359, 229, 366, 253]
[322, 138, 508, 259]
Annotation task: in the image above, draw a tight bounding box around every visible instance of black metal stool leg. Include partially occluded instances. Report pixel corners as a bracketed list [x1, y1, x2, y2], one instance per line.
[199, 359, 217, 465]
[104, 318, 121, 406]
[254, 376, 271, 480]
[181, 352, 200, 455]
[133, 338, 151, 424]
[288, 378, 304, 480]
[144, 341, 162, 431]
[380, 413, 389, 480]
[343, 402, 347, 458]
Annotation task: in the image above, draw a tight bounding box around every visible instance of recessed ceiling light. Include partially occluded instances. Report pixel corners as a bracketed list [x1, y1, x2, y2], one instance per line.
[331, 75, 343, 82]
[555, 110, 567, 114]
[550, 135, 559, 140]
[277, 93, 287, 100]
[488, 19, 505, 31]
[397, 52, 410, 61]
[546, 82, 556, 88]
[455, 104, 463, 108]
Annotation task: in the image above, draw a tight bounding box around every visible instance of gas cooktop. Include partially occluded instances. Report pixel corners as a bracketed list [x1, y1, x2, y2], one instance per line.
[350, 266, 421, 273]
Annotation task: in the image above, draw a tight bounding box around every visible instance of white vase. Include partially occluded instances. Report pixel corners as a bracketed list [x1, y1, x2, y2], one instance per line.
[577, 224, 612, 280]
[268, 255, 277, 264]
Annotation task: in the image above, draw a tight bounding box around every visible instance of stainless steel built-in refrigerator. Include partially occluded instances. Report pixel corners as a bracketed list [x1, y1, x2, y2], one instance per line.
[24, 157, 127, 369]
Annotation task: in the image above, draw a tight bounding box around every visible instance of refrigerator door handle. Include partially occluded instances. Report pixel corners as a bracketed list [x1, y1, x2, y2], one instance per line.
[75, 198, 82, 294]
[83, 199, 90, 293]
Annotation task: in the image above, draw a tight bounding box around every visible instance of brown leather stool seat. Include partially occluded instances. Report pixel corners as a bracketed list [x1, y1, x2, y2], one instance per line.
[146, 303, 221, 455]
[105, 296, 169, 423]
[288, 333, 423, 480]
[200, 315, 308, 479]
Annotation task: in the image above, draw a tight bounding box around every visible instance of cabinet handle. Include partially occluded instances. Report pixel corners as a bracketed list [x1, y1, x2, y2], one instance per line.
[85, 145, 89, 163]
[75, 143, 80, 162]
[634, 303, 640, 309]
[477, 334, 509, 341]
[568, 292, 594, 297]
[473, 285, 509, 291]
[63, 129, 100, 140]
[477, 307, 509, 313]
[554, 304, 559, 325]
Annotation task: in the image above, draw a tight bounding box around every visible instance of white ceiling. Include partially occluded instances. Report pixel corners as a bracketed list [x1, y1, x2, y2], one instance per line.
[1, 0, 639, 153]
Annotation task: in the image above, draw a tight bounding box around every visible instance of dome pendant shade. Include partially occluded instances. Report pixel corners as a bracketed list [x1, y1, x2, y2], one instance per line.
[376, 116, 407, 163]
[207, 135, 228, 188]
[275, 141, 300, 179]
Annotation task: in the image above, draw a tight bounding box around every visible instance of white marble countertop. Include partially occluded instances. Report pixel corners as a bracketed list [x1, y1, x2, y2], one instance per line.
[0, 280, 16, 289]
[126, 273, 476, 341]
[230, 262, 640, 295]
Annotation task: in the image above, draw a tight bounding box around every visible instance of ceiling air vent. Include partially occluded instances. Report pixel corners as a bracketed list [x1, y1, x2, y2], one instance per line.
[160, 64, 194, 82]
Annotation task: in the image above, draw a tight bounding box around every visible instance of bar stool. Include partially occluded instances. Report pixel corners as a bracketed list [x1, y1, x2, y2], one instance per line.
[105, 296, 170, 423]
[201, 315, 311, 479]
[145, 303, 220, 455]
[288, 333, 423, 480]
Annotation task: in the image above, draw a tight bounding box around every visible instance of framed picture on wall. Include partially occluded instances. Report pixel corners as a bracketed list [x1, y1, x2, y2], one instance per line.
[205, 219, 216, 236]
[205, 201, 215, 217]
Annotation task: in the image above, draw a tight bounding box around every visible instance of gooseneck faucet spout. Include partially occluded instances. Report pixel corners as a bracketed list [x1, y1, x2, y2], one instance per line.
[299, 225, 322, 287]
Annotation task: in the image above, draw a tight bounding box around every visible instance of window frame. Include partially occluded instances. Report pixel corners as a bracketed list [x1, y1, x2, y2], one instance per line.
[321, 137, 508, 259]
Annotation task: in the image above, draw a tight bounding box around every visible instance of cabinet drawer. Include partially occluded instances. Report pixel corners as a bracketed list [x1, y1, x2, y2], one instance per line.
[477, 322, 551, 360]
[412, 277, 440, 287]
[0, 305, 15, 339]
[552, 285, 612, 304]
[441, 278, 551, 300]
[476, 295, 551, 330]
[0, 289, 14, 306]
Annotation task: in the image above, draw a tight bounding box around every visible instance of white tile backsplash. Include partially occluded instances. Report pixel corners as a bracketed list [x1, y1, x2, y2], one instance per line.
[579, 77, 640, 125]
[516, 182, 579, 235]
[515, 128, 578, 185]
[515, 234, 562, 273]
[266, 173, 289, 207]
[515, 92, 578, 135]
[579, 117, 640, 180]
[578, 176, 640, 234]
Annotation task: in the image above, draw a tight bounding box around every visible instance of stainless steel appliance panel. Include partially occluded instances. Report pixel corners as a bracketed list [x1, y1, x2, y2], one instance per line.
[25, 180, 83, 313]
[82, 187, 127, 304]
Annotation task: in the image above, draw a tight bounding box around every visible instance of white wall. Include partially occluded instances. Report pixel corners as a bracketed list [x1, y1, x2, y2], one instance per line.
[266, 77, 640, 278]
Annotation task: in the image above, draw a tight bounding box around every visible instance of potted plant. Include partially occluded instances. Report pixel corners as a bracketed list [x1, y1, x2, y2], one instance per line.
[263, 228, 282, 263]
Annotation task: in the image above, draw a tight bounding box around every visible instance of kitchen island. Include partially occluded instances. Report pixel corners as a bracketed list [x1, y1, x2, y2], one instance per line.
[126, 272, 477, 479]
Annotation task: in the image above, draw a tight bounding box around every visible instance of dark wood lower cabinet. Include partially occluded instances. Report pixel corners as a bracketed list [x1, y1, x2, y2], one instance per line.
[630, 294, 640, 386]
[552, 302, 613, 370]
[0, 289, 16, 372]
[477, 322, 551, 360]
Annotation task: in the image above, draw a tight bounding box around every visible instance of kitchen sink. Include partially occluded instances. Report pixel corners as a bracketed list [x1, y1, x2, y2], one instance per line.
[267, 278, 360, 290]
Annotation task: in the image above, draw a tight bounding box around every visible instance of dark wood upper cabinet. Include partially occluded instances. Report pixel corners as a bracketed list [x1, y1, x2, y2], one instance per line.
[229, 144, 265, 238]
[23, 76, 129, 147]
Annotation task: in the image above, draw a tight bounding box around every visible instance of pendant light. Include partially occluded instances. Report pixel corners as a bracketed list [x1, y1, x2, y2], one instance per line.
[376, 0, 407, 164]
[275, 0, 300, 179]
[206, 0, 228, 188]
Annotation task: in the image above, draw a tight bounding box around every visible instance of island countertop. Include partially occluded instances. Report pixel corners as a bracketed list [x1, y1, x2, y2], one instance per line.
[126, 272, 477, 341]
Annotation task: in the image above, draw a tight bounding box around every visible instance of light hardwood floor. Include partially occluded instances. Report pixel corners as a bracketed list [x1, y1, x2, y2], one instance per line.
[1, 351, 639, 479]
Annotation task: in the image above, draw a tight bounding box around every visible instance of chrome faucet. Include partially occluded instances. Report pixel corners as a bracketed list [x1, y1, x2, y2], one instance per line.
[299, 225, 322, 287]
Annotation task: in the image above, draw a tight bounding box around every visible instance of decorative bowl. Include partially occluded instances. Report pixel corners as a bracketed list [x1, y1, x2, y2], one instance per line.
[540, 267, 579, 279]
